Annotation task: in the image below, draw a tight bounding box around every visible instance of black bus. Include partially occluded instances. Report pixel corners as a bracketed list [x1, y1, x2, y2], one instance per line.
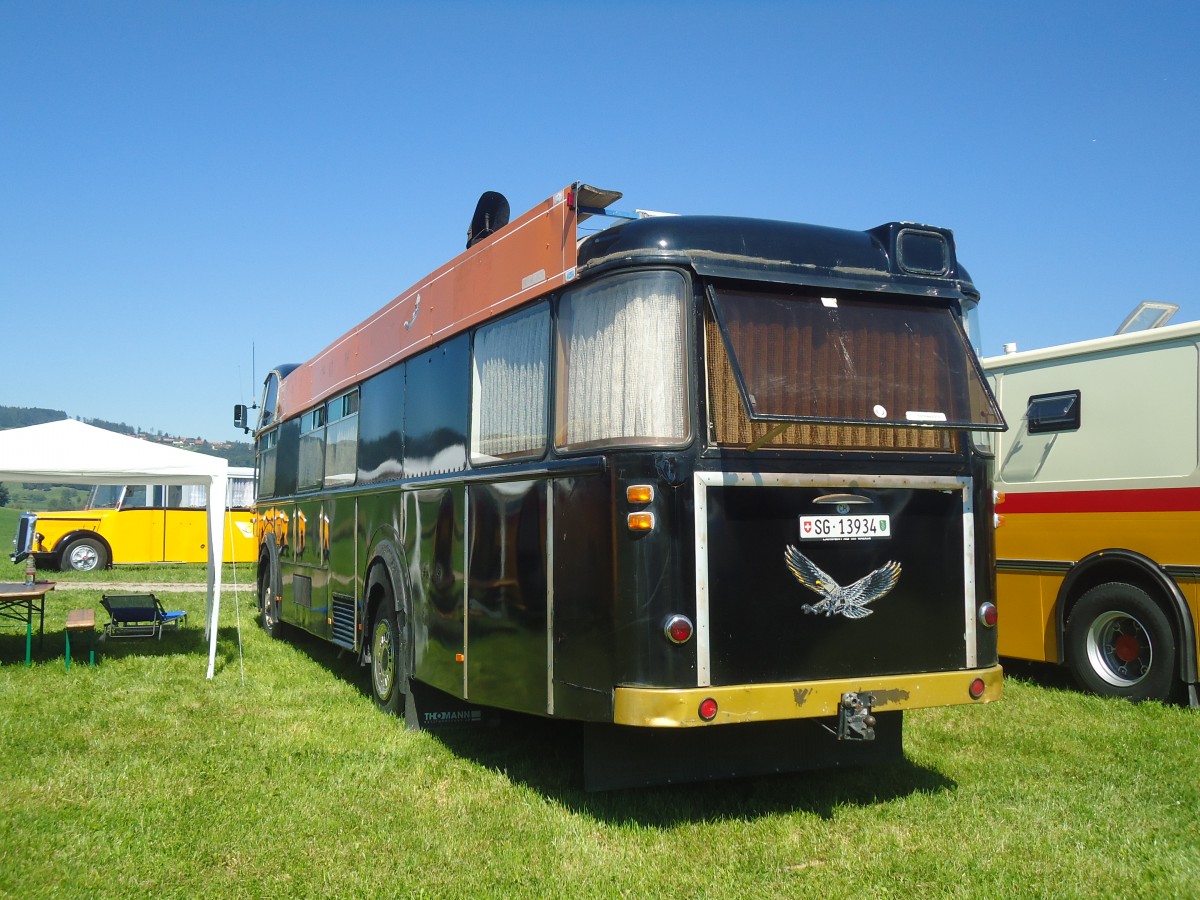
[237, 184, 1006, 789]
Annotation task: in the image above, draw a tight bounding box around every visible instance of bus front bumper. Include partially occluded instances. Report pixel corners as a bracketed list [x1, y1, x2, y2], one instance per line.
[612, 664, 1003, 728]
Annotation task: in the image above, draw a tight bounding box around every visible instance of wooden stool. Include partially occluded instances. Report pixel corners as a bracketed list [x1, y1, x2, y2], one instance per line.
[65, 608, 96, 669]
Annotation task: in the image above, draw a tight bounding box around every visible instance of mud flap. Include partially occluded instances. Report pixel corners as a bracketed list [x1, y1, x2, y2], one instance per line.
[583, 712, 903, 791]
[404, 679, 500, 731]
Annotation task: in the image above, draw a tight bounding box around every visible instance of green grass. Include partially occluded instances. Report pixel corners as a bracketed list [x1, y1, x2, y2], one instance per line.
[1, 521, 1197, 898]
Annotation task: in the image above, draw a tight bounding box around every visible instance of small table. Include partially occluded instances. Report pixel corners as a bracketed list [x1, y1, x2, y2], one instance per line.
[0, 582, 55, 666]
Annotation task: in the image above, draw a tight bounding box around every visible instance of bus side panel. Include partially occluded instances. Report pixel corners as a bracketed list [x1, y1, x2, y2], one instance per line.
[326, 494, 357, 648]
[225, 510, 258, 564]
[163, 507, 208, 562]
[112, 508, 167, 563]
[552, 472, 617, 721]
[995, 569, 1059, 662]
[292, 496, 330, 639]
[407, 486, 466, 699]
[403, 336, 470, 699]
[610, 454, 697, 689]
[465, 480, 548, 714]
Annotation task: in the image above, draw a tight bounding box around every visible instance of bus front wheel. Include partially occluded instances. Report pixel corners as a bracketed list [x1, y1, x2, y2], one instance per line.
[1065, 582, 1176, 702]
[61, 537, 108, 572]
[369, 600, 408, 716]
[259, 570, 282, 639]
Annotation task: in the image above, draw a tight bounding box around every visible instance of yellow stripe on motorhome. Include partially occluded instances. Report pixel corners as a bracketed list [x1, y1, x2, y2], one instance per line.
[998, 509, 1200, 566]
[613, 666, 1002, 728]
[996, 510, 1200, 663]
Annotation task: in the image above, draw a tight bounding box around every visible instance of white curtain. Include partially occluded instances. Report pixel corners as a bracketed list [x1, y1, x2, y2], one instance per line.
[472, 303, 550, 461]
[559, 272, 688, 449]
[226, 476, 256, 508]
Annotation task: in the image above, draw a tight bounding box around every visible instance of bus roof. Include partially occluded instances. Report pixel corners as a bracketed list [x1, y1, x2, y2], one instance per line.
[275, 183, 977, 422]
[983, 319, 1200, 372]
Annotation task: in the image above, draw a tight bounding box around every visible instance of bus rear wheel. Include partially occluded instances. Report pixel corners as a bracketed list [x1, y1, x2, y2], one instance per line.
[1065, 582, 1176, 702]
[61, 537, 108, 572]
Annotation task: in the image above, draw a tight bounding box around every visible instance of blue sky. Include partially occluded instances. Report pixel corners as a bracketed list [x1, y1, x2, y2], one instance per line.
[3, 1, 1197, 441]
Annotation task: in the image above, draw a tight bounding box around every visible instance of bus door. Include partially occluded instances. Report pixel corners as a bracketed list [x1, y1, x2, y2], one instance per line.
[117, 485, 168, 562]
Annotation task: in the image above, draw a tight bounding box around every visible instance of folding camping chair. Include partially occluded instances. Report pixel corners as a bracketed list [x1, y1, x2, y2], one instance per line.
[100, 593, 188, 640]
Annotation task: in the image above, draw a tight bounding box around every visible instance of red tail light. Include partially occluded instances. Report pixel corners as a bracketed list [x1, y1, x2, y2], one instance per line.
[663, 614, 693, 644]
[698, 698, 718, 721]
[969, 678, 987, 700]
[978, 602, 998, 628]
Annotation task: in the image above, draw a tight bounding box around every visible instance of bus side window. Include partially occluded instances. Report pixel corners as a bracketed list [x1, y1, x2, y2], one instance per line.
[471, 302, 550, 465]
[325, 390, 359, 487]
[298, 406, 326, 491]
[1027, 390, 1081, 434]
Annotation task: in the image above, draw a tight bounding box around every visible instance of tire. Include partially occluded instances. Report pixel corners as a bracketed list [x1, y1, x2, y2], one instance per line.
[259, 566, 282, 639]
[61, 537, 108, 572]
[369, 584, 408, 716]
[1065, 582, 1176, 702]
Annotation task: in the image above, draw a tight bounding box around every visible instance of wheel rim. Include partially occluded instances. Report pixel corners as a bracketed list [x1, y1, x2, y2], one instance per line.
[69, 545, 99, 571]
[1085, 610, 1153, 687]
[372, 618, 395, 701]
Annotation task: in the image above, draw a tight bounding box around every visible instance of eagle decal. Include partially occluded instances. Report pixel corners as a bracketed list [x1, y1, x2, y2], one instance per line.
[784, 545, 901, 619]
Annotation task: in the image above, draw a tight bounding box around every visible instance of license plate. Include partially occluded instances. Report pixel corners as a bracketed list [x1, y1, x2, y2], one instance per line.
[798, 514, 892, 541]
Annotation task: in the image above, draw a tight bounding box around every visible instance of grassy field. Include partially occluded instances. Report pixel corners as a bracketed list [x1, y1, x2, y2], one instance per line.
[0, 509, 1197, 898]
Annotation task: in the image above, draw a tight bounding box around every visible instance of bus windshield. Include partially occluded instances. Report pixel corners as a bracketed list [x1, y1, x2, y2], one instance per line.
[708, 286, 1004, 431]
[87, 485, 123, 510]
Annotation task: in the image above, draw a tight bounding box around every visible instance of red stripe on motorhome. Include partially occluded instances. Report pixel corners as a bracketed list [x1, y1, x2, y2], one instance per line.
[1000, 486, 1200, 515]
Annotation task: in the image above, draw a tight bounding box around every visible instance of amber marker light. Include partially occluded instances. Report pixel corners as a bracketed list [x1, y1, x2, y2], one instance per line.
[627, 512, 655, 532]
[626, 484, 655, 504]
[969, 678, 987, 700]
[698, 698, 719, 721]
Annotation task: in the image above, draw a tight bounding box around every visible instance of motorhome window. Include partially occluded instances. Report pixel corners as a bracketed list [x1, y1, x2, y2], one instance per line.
[471, 302, 550, 464]
[707, 287, 1004, 432]
[298, 406, 326, 491]
[259, 428, 279, 498]
[555, 271, 689, 452]
[1026, 390, 1081, 434]
[325, 390, 359, 487]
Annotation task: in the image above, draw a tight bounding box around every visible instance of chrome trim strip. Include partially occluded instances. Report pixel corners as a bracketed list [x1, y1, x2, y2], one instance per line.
[462, 488, 470, 698]
[962, 483, 977, 668]
[693, 473, 711, 686]
[546, 486, 555, 715]
[692, 470, 974, 680]
[996, 558, 1073, 574]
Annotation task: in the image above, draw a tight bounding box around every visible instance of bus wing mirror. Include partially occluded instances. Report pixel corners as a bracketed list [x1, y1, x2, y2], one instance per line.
[233, 404, 249, 433]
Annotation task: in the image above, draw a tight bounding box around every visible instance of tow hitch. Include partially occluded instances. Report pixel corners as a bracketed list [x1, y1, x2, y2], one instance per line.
[838, 691, 877, 741]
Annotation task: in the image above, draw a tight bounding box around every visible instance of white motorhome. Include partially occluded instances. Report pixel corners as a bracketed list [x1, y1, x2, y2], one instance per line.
[984, 322, 1200, 705]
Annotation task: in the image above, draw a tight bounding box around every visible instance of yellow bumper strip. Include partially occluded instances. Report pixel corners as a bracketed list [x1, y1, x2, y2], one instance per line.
[613, 665, 1003, 728]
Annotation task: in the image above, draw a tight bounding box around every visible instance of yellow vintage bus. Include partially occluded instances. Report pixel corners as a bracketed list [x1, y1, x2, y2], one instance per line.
[985, 324, 1200, 706]
[12, 467, 257, 572]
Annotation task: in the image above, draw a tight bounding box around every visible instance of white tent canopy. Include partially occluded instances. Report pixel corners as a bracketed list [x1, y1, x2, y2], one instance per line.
[0, 419, 229, 678]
